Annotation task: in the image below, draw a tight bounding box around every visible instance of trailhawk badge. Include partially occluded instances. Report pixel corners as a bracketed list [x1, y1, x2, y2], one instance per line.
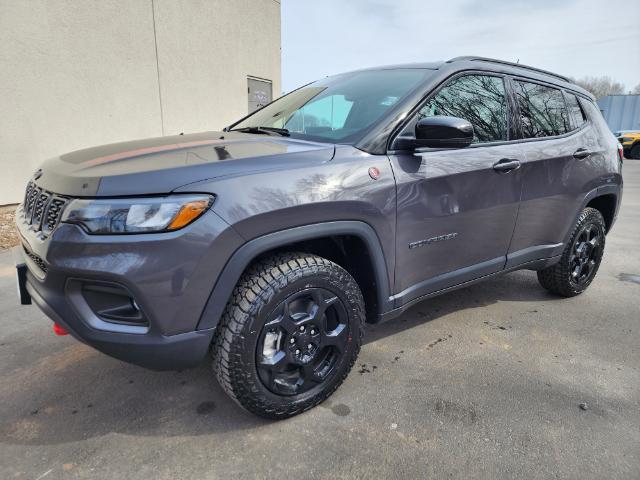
[409, 232, 459, 249]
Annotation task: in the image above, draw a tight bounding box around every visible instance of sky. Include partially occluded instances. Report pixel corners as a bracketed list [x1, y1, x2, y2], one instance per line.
[281, 0, 640, 93]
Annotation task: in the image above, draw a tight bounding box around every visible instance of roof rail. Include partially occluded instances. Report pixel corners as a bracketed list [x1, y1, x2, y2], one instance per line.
[446, 56, 571, 83]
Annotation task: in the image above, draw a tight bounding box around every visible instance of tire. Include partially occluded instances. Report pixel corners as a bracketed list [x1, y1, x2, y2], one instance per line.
[537, 207, 606, 297]
[630, 143, 640, 160]
[211, 252, 365, 419]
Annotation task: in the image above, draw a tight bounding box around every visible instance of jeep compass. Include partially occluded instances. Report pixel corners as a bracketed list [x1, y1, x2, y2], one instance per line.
[15, 57, 623, 418]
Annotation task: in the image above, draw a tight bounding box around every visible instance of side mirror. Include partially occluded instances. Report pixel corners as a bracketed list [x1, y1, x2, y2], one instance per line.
[414, 116, 474, 149]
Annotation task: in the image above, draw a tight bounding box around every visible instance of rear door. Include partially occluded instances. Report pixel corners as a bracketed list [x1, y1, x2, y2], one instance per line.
[505, 79, 596, 267]
[388, 73, 523, 306]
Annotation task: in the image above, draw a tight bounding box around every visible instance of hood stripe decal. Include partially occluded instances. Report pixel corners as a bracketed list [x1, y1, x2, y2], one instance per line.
[82, 139, 226, 167]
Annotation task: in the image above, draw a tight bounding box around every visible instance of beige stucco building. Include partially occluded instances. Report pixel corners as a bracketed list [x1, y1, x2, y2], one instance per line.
[0, 0, 281, 205]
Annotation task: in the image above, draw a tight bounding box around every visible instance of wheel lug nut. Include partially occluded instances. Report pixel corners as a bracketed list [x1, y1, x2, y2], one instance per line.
[310, 329, 316, 335]
[289, 338, 295, 344]
[295, 349, 301, 355]
[308, 344, 313, 350]
[299, 326, 305, 332]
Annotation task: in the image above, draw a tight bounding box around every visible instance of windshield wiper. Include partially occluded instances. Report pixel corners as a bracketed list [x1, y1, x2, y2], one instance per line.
[231, 126, 290, 137]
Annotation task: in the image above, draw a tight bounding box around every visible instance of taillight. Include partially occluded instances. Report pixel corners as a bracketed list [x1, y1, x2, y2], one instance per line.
[617, 143, 624, 163]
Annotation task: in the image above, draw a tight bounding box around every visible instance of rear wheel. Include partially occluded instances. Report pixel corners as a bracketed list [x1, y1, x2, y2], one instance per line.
[211, 252, 365, 419]
[537, 207, 606, 297]
[630, 143, 640, 160]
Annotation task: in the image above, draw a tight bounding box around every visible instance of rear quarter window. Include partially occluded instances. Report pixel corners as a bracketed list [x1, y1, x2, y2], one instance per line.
[580, 98, 611, 138]
[514, 81, 570, 138]
[565, 93, 587, 130]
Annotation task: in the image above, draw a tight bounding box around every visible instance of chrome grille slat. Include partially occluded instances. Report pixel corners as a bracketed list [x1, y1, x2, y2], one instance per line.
[24, 181, 34, 208]
[32, 191, 51, 228]
[42, 197, 68, 234]
[25, 185, 40, 221]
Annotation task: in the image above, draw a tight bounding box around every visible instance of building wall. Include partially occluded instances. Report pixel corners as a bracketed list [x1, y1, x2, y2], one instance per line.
[597, 95, 640, 133]
[0, 0, 281, 205]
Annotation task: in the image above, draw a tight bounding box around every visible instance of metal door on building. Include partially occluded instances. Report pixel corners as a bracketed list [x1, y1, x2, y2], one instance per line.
[248, 77, 273, 113]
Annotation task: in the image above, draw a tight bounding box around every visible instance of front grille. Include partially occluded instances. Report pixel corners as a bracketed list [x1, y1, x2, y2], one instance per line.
[21, 182, 69, 236]
[23, 245, 48, 273]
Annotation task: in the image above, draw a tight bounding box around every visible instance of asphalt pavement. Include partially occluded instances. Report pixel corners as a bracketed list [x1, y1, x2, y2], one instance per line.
[1, 163, 639, 480]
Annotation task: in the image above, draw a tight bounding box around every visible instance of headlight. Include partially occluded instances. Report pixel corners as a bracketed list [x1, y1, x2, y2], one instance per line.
[61, 194, 214, 234]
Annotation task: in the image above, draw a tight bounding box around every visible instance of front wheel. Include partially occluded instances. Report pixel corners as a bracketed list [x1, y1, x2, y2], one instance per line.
[630, 143, 640, 160]
[211, 252, 365, 419]
[537, 207, 606, 297]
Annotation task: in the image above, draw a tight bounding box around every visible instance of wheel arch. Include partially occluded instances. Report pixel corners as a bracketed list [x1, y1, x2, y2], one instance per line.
[197, 221, 393, 330]
[586, 193, 617, 232]
[563, 184, 620, 247]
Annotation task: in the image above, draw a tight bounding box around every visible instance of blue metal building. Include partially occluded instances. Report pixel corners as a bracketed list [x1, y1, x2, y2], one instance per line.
[597, 95, 640, 132]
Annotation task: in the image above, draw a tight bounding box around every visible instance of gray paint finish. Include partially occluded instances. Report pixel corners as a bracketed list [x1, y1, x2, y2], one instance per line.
[14, 59, 623, 370]
[390, 142, 524, 297]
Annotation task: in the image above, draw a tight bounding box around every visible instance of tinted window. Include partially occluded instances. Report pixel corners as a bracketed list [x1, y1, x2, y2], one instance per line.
[232, 69, 430, 143]
[565, 93, 587, 130]
[514, 81, 569, 138]
[417, 75, 508, 143]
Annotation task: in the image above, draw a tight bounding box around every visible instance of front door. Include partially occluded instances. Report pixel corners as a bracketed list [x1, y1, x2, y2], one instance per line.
[389, 73, 523, 307]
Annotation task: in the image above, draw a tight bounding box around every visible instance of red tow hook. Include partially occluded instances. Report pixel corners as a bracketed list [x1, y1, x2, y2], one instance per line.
[53, 322, 69, 336]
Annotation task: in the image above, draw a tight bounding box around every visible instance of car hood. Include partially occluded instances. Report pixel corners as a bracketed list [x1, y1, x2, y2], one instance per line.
[33, 131, 335, 197]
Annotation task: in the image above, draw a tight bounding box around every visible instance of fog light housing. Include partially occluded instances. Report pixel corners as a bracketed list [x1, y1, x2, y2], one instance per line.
[81, 283, 148, 327]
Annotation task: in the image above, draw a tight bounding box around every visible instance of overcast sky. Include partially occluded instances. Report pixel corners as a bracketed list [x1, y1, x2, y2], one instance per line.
[281, 0, 639, 93]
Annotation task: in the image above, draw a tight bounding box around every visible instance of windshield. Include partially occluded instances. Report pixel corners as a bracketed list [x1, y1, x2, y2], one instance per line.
[231, 69, 430, 143]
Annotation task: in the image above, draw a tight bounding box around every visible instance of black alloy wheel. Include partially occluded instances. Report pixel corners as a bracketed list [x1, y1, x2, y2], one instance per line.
[257, 287, 350, 396]
[537, 207, 606, 297]
[212, 252, 365, 418]
[568, 222, 602, 287]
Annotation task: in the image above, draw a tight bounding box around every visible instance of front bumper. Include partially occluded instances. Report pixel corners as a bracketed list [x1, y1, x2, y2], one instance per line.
[15, 208, 244, 370]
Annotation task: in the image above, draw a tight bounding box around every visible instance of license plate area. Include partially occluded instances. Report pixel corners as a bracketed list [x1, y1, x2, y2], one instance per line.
[16, 262, 32, 305]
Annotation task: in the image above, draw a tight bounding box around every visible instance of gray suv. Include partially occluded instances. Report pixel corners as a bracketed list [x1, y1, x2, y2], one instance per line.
[15, 57, 623, 418]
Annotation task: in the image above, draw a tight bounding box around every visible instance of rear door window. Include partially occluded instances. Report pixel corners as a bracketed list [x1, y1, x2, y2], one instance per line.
[514, 81, 570, 138]
[565, 93, 587, 130]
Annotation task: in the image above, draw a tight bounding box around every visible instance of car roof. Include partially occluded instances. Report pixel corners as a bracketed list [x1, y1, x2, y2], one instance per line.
[348, 57, 594, 101]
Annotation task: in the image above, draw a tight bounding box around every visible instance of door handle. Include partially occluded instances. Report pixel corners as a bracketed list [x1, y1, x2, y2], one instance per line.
[573, 148, 592, 159]
[493, 158, 521, 172]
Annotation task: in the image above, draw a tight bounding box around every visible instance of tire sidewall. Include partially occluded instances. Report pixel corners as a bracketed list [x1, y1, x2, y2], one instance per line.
[565, 209, 606, 294]
[239, 265, 363, 409]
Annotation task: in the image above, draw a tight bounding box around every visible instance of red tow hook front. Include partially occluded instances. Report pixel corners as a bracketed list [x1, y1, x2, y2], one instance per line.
[53, 323, 69, 336]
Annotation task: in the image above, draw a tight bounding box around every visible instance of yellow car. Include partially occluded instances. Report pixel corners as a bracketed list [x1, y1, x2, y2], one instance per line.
[616, 130, 640, 159]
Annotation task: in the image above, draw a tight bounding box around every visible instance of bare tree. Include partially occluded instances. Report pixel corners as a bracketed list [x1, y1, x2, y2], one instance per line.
[633, 83, 640, 95]
[570, 76, 625, 99]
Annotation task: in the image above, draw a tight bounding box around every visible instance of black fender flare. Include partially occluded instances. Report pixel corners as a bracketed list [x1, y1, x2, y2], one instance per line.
[562, 183, 621, 247]
[197, 221, 393, 330]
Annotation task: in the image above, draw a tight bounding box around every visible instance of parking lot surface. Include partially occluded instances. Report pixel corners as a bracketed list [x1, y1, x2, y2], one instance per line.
[1, 163, 639, 480]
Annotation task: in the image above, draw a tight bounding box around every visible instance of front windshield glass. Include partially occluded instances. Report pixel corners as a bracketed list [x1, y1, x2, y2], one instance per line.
[231, 69, 430, 143]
